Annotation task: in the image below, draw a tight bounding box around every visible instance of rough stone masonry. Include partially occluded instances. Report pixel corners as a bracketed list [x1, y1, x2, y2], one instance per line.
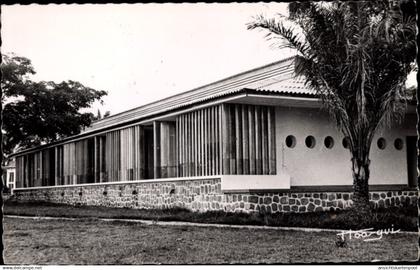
[13, 178, 418, 213]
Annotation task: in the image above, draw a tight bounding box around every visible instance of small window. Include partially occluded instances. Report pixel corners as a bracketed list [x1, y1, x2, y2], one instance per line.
[285, 135, 296, 148]
[377, 138, 386, 150]
[305, 136, 316, 148]
[342, 137, 350, 149]
[324, 136, 334, 149]
[394, 138, 404, 150]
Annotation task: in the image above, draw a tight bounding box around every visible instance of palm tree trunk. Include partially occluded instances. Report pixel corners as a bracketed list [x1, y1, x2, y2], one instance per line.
[0, 178, 3, 265]
[1, 94, 4, 265]
[351, 157, 371, 212]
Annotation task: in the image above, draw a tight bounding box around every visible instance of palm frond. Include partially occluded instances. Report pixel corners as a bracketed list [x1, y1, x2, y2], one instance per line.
[247, 15, 309, 56]
[249, 0, 416, 161]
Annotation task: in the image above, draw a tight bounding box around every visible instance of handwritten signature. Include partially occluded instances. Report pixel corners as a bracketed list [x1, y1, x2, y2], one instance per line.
[337, 225, 401, 242]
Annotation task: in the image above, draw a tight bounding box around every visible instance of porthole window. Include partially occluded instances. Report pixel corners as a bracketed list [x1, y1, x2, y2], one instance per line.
[394, 138, 404, 150]
[305, 136, 316, 149]
[324, 136, 334, 149]
[377, 138, 386, 150]
[285, 135, 296, 148]
[342, 137, 350, 149]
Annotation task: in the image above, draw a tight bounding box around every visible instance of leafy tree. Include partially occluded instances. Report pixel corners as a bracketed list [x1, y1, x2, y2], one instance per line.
[248, 0, 416, 210]
[1, 54, 107, 262]
[1, 53, 107, 158]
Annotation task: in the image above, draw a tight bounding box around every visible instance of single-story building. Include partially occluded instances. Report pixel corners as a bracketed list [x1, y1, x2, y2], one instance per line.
[2, 158, 16, 195]
[11, 56, 418, 212]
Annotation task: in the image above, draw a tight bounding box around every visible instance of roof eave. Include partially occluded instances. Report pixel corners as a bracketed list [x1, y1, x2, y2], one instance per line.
[9, 90, 318, 157]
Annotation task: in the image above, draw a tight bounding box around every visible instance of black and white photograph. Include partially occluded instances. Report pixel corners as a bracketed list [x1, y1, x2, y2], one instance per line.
[0, 1, 418, 267]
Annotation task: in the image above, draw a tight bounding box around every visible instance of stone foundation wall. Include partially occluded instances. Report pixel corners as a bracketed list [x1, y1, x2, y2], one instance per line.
[13, 178, 418, 213]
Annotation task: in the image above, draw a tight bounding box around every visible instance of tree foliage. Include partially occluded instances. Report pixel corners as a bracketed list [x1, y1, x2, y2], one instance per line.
[1, 54, 107, 157]
[248, 0, 416, 209]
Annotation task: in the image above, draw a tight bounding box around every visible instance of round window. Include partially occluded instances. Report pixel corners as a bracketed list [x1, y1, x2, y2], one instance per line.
[305, 136, 316, 149]
[342, 137, 350, 149]
[394, 138, 404, 150]
[377, 138, 386, 150]
[285, 135, 296, 148]
[324, 136, 334, 149]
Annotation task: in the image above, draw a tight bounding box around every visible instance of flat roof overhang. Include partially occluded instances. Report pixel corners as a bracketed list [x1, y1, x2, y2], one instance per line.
[226, 89, 320, 108]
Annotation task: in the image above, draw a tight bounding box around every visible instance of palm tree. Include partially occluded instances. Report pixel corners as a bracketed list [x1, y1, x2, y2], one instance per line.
[248, 0, 416, 211]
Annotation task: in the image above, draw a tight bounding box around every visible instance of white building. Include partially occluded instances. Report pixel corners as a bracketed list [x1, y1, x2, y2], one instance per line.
[11, 57, 418, 212]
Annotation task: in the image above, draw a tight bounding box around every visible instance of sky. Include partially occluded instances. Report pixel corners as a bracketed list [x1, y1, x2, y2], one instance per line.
[2, 3, 417, 116]
[1, 3, 296, 115]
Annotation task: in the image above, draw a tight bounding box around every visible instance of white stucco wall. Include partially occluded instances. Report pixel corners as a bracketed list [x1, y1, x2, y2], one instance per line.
[221, 173, 290, 191]
[275, 106, 416, 187]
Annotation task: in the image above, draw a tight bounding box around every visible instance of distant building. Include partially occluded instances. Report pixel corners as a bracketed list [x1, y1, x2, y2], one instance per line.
[10, 57, 418, 212]
[2, 158, 16, 194]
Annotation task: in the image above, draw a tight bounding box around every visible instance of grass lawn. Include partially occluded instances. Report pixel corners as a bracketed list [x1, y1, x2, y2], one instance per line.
[3, 200, 419, 231]
[3, 216, 418, 264]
